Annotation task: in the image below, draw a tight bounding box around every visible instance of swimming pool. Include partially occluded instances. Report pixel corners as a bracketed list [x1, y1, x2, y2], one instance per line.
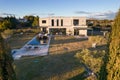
[27, 37, 40, 45]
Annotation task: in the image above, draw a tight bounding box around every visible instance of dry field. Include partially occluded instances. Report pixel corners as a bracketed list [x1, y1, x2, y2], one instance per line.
[49, 35, 107, 55]
[11, 35, 107, 80]
[8, 33, 36, 49]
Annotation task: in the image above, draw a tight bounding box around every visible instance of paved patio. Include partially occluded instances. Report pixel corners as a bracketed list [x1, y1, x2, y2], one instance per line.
[12, 35, 51, 60]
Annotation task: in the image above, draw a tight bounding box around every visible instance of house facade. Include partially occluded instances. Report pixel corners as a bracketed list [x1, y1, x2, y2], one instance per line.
[39, 16, 87, 36]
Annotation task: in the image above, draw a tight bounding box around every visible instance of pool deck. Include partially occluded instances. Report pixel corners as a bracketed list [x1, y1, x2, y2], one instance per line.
[12, 35, 51, 60]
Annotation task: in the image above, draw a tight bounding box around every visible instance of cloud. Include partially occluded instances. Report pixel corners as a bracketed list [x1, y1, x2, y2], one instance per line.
[91, 11, 117, 19]
[48, 13, 55, 16]
[75, 10, 116, 19]
[0, 13, 16, 16]
[38, 13, 55, 17]
[75, 11, 91, 14]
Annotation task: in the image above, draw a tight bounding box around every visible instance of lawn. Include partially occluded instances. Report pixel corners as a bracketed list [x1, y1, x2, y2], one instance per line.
[10, 35, 107, 80]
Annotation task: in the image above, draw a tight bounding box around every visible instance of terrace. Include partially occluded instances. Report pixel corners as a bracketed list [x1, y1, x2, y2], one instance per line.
[12, 34, 51, 60]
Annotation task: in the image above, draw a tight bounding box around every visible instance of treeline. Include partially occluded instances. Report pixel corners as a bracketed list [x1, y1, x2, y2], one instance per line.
[0, 17, 18, 30]
[0, 16, 39, 31]
[24, 16, 39, 27]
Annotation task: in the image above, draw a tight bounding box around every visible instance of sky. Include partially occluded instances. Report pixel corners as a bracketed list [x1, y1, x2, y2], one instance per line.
[0, 0, 120, 19]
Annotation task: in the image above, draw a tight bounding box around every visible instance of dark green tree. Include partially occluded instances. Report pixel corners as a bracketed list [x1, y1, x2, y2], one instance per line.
[32, 16, 39, 27]
[106, 9, 120, 80]
[0, 16, 18, 30]
[0, 33, 16, 80]
[24, 15, 39, 28]
[1, 20, 12, 30]
[24, 15, 34, 27]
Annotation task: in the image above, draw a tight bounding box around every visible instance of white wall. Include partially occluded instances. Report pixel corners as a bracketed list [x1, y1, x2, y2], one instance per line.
[39, 17, 86, 27]
[39, 16, 87, 36]
[79, 30, 87, 36]
[39, 18, 49, 26]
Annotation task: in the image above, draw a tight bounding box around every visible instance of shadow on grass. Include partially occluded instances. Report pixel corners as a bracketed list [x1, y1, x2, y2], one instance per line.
[51, 36, 88, 45]
[14, 49, 85, 80]
[68, 71, 88, 80]
[88, 44, 107, 51]
[14, 39, 107, 80]
[98, 45, 108, 80]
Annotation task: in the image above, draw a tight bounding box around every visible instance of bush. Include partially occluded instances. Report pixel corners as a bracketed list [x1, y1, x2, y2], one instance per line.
[32, 29, 41, 34]
[1, 29, 13, 39]
[75, 49, 106, 73]
[88, 36, 107, 45]
[13, 29, 23, 34]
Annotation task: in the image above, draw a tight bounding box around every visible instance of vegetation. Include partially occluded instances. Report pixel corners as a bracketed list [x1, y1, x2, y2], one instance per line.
[75, 49, 106, 79]
[1, 29, 14, 39]
[105, 9, 120, 80]
[0, 16, 39, 32]
[0, 16, 18, 31]
[99, 9, 120, 80]
[88, 36, 107, 45]
[24, 15, 39, 28]
[12, 35, 88, 80]
[7, 35, 107, 80]
[0, 12, 115, 80]
[0, 33, 16, 80]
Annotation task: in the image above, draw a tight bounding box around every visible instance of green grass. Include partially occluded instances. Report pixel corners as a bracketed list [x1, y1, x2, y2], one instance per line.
[10, 35, 107, 80]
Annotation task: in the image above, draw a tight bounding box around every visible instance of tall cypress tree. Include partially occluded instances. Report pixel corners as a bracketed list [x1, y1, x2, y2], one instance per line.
[106, 9, 120, 80]
[0, 34, 16, 80]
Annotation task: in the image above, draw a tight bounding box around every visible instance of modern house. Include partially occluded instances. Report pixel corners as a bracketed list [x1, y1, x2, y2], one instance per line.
[39, 16, 87, 36]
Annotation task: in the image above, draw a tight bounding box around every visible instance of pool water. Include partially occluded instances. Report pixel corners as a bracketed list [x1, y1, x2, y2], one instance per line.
[27, 37, 40, 45]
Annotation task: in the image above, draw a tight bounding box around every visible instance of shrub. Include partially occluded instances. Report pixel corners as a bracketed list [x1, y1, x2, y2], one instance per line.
[1, 29, 13, 39]
[32, 29, 41, 34]
[75, 49, 106, 73]
[88, 36, 107, 45]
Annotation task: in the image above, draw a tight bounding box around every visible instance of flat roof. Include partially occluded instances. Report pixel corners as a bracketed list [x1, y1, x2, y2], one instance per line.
[74, 27, 92, 30]
[39, 16, 86, 19]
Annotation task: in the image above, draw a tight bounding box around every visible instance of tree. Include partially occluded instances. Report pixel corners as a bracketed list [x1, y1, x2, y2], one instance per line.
[0, 22, 3, 30]
[106, 9, 120, 80]
[1, 20, 12, 30]
[0, 34, 16, 80]
[0, 16, 18, 30]
[32, 16, 39, 27]
[24, 15, 39, 28]
[24, 15, 34, 27]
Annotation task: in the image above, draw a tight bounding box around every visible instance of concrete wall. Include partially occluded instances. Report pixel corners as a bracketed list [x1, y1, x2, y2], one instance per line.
[79, 30, 87, 36]
[39, 17, 86, 27]
[39, 16, 87, 36]
[39, 18, 49, 26]
[66, 27, 74, 35]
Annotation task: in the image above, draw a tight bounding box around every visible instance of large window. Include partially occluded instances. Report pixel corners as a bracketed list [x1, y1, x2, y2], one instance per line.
[42, 27, 47, 33]
[49, 28, 66, 35]
[73, 19, 79, 26]
[42, 20, 46, 23]
[61, 19, 63, 26]
[74, 29, 79, 35]
[57, 19, 59, 26]
[51, 19, 54, 26]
